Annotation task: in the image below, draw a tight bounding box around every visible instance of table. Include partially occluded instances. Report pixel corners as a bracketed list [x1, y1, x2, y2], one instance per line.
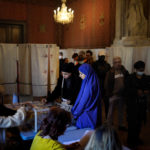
[2, 101, 51, 142]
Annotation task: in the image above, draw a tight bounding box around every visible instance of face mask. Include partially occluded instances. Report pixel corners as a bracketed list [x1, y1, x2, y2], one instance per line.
[59, 56, 63, 59]
[74, 61, 77, 65]
[137, 71, 144, 76]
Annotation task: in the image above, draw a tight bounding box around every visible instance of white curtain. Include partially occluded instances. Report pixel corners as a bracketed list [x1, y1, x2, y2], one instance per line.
[31, 44, 59, 96]
[107, 46, 150, 74]
[0, 44, 17, 94]
[107, 46, 133, 73]
[0, 44, 59, 96]
[49, 45, 59, 92]
[18, 44, 32, 95]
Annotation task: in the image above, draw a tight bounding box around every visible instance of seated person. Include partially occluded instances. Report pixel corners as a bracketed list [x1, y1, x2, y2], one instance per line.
[0, 103, 32, 128]
[0, 103, 32, 144]
[0, 107, 26, 129]
[85, 124, 129, 150]
[30, 106, 80, 150]
[0, 86, 16, 116]
[45, 63, 81, 105]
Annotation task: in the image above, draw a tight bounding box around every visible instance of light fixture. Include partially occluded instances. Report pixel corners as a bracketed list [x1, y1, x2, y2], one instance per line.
[54, 0, 74, 24]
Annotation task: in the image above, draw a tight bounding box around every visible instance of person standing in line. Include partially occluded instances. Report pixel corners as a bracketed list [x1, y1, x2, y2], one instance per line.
[125, 61, 150, 148]
[71, 63, 102, 129]
[92, 50, 111, 118]
[86, 50, 94, 65]
[105, 57, 129, 130]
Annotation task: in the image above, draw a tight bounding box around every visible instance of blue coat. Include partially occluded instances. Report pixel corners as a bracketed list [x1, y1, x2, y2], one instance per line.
[71, 64, 101, 129]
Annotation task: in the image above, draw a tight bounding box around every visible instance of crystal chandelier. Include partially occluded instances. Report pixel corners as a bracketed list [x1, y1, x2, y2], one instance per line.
[54, 0, 74, 24]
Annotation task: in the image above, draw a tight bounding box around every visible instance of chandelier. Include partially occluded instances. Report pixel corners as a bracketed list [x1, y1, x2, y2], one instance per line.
[54, 0, 74, 24]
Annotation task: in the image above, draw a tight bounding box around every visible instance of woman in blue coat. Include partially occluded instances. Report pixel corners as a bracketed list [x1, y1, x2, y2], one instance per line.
[71, 63, 102, 129]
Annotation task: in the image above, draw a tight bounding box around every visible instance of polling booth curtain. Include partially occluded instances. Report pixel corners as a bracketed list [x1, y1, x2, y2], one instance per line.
[0, 44, 17, 94]
[18, 44, 32, 95]
[0, 44, 59, 96]
[48, 45, 59, 92]
[31, 44, 49, 97]
[31, 44, 59, 96]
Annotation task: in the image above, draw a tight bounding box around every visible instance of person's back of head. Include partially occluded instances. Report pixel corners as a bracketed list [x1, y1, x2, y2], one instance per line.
[64, 58, 69, 63]
[72, 53, 78, 59]
[85, 124, 122, 150]
[39, 106, 71, 140]
[86, 50, 93, 56]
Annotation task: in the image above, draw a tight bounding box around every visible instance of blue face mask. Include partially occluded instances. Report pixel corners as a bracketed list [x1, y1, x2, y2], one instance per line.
[137, 71, 144, 76]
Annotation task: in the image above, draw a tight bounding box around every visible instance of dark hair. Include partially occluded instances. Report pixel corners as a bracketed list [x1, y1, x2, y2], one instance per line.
[72, 53, 78, 59]
[86, 50, 93, 56]
[59, 52, 63, 56]
[134, 61, 145, 69]
[85, 124, 122, 150]
[40, 106, 71, 140]
[62, 63, 74, 73]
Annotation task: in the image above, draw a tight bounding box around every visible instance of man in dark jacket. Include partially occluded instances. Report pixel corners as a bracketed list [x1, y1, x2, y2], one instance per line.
[46, 63, 81, 105]
[92, 50, 111, 97]
[125, 61, 150, 148]
[105, 56, 129, 129]
[92, 50, 111, 119]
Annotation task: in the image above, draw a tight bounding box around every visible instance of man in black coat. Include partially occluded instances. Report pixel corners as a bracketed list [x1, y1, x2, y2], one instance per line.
[125, 61, 150, 148]
[92, 50, 111, 98]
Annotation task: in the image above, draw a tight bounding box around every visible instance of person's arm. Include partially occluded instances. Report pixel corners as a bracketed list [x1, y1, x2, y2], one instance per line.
[64, 142, 81, 150]
[0, 107, 26, 128]
[79, 130, 93, 149]
[47, 77, 62, 102]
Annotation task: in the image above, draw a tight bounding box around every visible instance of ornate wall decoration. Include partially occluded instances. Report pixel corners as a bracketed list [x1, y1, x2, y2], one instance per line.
[79, 15, 86, 30]
[99, 13, 104, 26]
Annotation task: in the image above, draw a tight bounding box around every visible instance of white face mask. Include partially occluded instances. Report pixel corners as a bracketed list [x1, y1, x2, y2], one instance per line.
[137, 71, 144, 76]
[59, 56, 63, 59]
